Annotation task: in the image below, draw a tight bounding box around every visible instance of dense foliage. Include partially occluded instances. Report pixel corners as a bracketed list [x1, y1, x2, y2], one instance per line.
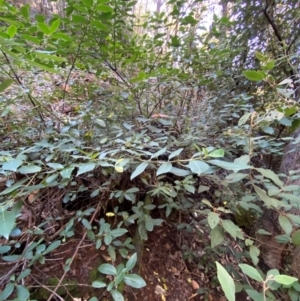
[0, 0, 300, 300]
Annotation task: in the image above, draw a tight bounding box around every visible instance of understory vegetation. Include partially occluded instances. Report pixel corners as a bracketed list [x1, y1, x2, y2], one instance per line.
[0, 0, 300, 300]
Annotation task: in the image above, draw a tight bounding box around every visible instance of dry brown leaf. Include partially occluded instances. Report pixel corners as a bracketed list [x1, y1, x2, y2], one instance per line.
[155, 285, 167, 296]
[191, 280, 200, 290]
[28, 190, 40, 203]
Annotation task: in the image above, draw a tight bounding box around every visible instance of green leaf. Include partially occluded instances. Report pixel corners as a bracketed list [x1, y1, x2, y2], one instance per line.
[239, 264, 263, 282]
[26, 60, 57, 73]
[210, 226, 224, 248]
[91, 20, 108, 30]
[45, 173, 58, 184]
[256, 168, 284, 188]
[216, 262, 235, 301]
[108, 245, 116, 262]
[72, 15, 88, 24]
[168, 148, 183, 160]
[253, 185, 280, 208]
[243, 70, 266, 81]
[225, 173, 248, 183]
[49, 18, 60, 34]
[222, 220, 243, 240]
[238, 112, 251, 125]
[7, 25, 17, 38]
[274, 275, 298, 286]
[82, 218, 92, 230]
[37, 22, 50, 34]
[208, 149, 224, 158]
[0, 178, 28, 195]
[124, 274, 146, 288]
[42, 240, 61, 255]
[279, 215, 292, 235]
[170, 35, 180, 47]
[130, 162, 148, 180]
[0, 211, 16, 239]
[21, 34, 41, 44]
[110, 228, 128, 237]
[82, 0, 93, 7]
[104, 233, 112, 245]
[0, 79, 14, 92]
[60, 167, 74, 179]
[0, 282, 14, 301]
[188, 160, 210, 175]
[97, 5, 114, 12]
[77, 163, 96, 176]
[0, 245, 11, 254]
[17, 269, 31, 282]
[208, 159, 251, 172]
[98, 263, 117, 275]
[156, 162, 172, 176]
[20, 5, 30, 18]
[16, 285, 30, 301]
[92, 280, 107, 288]
[145, 220, 154, 231]
[207, 212, 220, 229]
[126, 253, 137, 271]
[245, 289, 264, 301]
[2, 158, 23, 171]
[292, 230, 300, 246]
[249, 245, 260, 266]
[151, 147, 167, 159]
[47, 163, 64, 170]
[265, 60, 275, 70]
[19, 165, 41, 174]
[169, 167, 191, 177]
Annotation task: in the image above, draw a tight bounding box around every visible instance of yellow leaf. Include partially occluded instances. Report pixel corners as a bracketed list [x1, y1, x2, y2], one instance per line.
[115, 165, 123, 173]
[106, 212, 115, 217]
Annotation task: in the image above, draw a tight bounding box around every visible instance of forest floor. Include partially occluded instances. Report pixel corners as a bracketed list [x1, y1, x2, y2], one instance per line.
[0, 69, 252, 301]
